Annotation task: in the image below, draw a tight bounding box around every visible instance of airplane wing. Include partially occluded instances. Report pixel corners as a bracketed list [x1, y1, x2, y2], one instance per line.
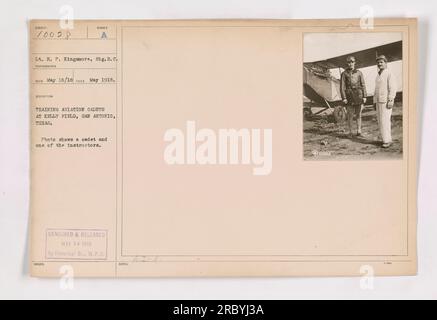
[304, 41, 402, 70]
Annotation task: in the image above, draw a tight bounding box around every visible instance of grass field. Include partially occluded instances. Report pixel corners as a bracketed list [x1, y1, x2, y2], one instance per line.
[303, 102, 403, 160]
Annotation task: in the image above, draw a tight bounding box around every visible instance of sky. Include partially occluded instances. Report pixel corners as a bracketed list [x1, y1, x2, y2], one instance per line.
[303, 32, 403, 62]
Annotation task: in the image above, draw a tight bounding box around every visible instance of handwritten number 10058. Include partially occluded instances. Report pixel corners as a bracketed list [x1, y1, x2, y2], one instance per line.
[36, 30, 71, 40]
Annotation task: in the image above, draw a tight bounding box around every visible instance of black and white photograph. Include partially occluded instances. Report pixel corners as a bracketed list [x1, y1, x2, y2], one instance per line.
[2, 0, 437, 302]
[303, 33, 403, 160]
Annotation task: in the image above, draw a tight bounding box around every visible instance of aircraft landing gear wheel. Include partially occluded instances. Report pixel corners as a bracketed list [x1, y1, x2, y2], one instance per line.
[333, 106, 347, 123]
[304, 107, 312, 120]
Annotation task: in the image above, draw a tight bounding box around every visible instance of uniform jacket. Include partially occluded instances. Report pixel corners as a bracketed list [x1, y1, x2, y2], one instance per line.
[374, 68, 397, 103]
[340, 68, 367, 105]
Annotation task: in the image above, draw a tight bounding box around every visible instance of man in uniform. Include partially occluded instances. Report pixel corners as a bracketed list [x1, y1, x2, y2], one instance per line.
[374, 55, 397, 148]
[340, 56, 367, 138]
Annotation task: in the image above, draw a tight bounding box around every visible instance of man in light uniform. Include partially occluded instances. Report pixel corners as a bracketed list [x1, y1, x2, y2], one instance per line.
[374, 55, 397, 148]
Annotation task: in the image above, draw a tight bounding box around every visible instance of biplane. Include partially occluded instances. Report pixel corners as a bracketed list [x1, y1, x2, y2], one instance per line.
[303, 40, 402, 122]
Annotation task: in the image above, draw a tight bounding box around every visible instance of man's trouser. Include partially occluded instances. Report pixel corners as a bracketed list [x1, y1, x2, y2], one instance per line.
[346, 104, 362, 133]
[376, 102, 393, 144]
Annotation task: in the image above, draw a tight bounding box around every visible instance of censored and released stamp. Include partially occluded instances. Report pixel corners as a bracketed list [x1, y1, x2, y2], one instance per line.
[45, 229, 108, 260]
